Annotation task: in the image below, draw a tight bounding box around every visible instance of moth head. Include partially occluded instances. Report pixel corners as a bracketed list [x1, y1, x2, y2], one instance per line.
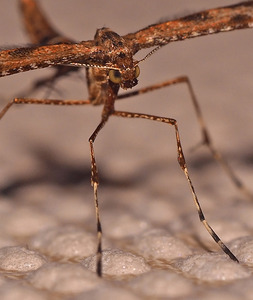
[108, 65, 140, 89]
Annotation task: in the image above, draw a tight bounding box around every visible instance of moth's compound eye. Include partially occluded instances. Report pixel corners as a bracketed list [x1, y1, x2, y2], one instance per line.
[109, 69, 122, 83]
[135, 65, 140, 78]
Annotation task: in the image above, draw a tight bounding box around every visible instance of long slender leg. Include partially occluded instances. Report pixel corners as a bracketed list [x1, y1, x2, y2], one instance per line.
[0, 96, 106, 275]
[88, 119, 107, 277]
[113, 110, 238, 262]
[0, 98, 91, 120]
[117, 76, 252, 200]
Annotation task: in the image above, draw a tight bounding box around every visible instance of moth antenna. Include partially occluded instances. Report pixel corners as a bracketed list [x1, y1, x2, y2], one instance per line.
[135, 46, 161, 65]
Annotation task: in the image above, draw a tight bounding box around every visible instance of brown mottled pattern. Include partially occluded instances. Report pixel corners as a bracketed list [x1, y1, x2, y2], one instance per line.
[124, 1, 253, 51]
[0, 2, 252, 77]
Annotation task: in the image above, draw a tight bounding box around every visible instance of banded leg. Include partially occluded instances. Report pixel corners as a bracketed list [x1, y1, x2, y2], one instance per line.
[89, 119, 107, 277]
[0, 97, 91, 120]
[0, 96, 106, 275]
[117, 76, 252, 200]
[113, 110, 238, 262]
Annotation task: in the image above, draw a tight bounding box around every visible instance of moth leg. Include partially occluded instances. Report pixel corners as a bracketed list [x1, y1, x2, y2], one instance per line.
[117, 76, 252, 200]
[113, 110, 239, 262]
[88, 119, 107, 277]
[0, 98, 91, 120]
